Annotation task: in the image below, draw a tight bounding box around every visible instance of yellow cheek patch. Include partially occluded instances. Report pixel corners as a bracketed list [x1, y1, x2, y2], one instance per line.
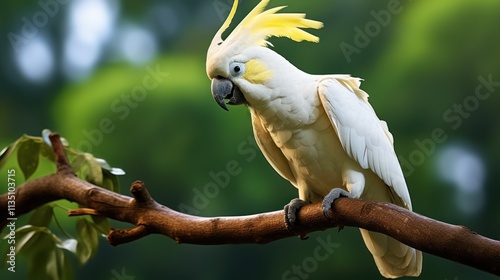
[243, 59, 273, 84]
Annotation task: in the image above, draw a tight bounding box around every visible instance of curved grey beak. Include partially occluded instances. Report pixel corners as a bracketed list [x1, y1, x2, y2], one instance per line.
[211, 77, 247, 111]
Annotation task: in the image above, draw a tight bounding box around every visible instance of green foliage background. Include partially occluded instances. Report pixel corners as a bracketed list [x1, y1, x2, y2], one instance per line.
[1, 0, 500, 279]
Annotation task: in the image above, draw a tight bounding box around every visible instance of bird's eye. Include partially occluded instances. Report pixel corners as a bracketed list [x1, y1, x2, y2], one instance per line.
[229, 62, 245, 77]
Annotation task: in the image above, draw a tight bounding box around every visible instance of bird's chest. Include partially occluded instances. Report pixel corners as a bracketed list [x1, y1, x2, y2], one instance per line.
[264, 109, 348, 191]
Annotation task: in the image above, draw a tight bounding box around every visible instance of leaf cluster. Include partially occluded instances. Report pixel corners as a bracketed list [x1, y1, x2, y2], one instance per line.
[1, 130, 125, 280]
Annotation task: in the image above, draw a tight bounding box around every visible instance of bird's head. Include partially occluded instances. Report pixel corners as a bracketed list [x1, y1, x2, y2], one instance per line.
[206, 0, 323, 111]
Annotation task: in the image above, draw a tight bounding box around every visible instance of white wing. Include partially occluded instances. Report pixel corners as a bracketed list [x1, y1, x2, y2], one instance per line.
[317, 75, 412, 210]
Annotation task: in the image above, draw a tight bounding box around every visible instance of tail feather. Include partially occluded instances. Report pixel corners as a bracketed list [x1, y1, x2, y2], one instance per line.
[360, 229, 422, 278]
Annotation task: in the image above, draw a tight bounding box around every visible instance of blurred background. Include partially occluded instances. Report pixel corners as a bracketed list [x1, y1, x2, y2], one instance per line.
[1, 0, 499, 279]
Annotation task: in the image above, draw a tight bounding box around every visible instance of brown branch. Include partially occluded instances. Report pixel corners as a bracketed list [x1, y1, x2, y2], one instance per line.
[1, 133, 499, 276]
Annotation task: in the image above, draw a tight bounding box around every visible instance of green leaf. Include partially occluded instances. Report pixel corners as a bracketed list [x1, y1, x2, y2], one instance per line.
[39, 142, 55, 162]
[109, 172, 121, 192]
[10, 224, 37, 237]
[1, 225, 36, 264]
[91, 215, 110, 235]
[60, 137, 70, 147]
[27, 242, 59, 280]
[12, 226, 39, 254]
[76, 218, 99, 264]
[102, 169, 120, 192]
[9, 223, 75, 280]
[96, 157, 125, 175]
[42, 129, 52, 147]
[82, 153, 103, 186]
[16, 228, 54, 259]
[110, 167, 125, 175]
[95, 158, 111, 170]
[51, 247, 72, 280]
[56, 239, 78, 254]
[45, 247, 60, 280]
[61, 249, 75, 280]
[0, 139, 19, 170]
[13, 225, 76, 280]
[17, 138, 41, 180]
[70, 154, 86, 173]
[29, 204, 54, 227]
[101, 173, 114, 191]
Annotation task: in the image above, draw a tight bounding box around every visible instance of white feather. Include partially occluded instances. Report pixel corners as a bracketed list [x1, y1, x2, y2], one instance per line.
[317, 76, 412, 210]
[317, 76, 422, 278]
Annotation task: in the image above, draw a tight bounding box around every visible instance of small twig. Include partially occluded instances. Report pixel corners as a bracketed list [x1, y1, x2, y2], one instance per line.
[49, 133, 74, 176]
[68, 208, 100, 216]
[130, 180, 154, 205]
[108, 225, 149, 246]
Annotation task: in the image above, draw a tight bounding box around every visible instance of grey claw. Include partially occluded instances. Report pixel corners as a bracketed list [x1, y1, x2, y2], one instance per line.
[323, 208, 330, 219]
[321, 188, 352, 220]
[284, 198, 307, 231]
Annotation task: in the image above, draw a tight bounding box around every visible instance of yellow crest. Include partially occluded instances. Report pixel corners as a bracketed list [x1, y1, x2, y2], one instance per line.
[209, 0, 323, 53]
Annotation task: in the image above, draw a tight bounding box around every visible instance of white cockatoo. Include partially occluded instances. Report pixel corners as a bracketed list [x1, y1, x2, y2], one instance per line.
[206, 0, 422, 278]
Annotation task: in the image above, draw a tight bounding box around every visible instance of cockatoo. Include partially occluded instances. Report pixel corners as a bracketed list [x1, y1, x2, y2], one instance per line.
[205, 0, 422, 278]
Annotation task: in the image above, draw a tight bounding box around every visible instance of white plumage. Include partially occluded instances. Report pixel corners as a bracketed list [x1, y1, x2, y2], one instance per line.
[249, 72, 422, 278]
[206, 0, 422, 277]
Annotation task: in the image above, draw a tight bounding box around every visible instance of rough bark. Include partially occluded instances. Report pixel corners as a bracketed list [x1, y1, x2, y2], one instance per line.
[0, 133, 499, 276]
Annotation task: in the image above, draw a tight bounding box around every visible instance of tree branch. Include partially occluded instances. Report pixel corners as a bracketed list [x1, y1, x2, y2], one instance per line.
[1, 133, 499, 276]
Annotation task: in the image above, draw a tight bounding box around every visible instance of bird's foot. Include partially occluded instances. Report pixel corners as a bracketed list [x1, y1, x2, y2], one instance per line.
[284, 198, 309, 240]
[322, 188, 352, 219]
